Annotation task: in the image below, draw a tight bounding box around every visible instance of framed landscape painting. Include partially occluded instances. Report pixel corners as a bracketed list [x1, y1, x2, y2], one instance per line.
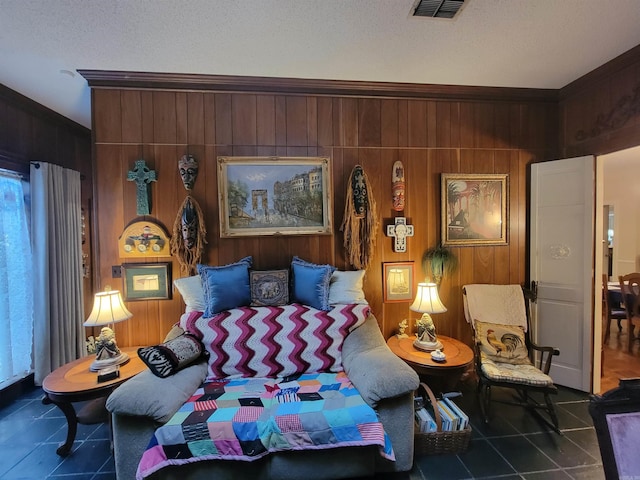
[217, 156, 332, 237]
[441, 173, 508, 247]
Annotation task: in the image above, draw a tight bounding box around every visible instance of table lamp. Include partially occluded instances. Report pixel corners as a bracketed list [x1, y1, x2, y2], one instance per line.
[411, 282, 447, 352]
[84, 289, 133, 371]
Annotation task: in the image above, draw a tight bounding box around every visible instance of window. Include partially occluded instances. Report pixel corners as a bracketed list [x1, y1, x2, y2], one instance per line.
[0, 171, 33, 388]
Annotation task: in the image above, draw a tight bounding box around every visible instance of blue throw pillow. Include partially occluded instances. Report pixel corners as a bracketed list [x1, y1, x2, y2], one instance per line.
[291, 256, 336, 311]
[197, 256, 252, 317]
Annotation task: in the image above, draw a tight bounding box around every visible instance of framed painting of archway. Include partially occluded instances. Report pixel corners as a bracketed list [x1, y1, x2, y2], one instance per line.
[441, 173, 508, 247]
[217, 156, 332, 238]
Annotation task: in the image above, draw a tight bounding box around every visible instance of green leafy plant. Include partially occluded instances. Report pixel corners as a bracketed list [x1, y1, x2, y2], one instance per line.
[422, 244, 457, 285]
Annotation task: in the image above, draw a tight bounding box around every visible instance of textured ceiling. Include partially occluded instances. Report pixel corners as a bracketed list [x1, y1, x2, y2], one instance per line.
[2, 0, 640, 129]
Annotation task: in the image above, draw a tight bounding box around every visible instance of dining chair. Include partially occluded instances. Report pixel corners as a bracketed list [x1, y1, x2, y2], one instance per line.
[618, 273, 640, 352]
[603, 274, 626, 343]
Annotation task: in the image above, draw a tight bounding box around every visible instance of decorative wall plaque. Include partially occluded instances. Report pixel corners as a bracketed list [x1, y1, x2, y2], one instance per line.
[118, 219, 171, 258]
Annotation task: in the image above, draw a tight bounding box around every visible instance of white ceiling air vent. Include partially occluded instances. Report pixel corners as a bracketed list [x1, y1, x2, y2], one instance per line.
[412, 0, 465, 19]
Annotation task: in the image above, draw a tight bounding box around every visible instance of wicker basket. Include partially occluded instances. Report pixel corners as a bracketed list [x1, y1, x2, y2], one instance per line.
[414, 382, 472, 455]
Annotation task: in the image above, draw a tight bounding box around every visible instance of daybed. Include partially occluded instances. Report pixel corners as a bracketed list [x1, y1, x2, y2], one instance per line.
[106, 257, 420, 479]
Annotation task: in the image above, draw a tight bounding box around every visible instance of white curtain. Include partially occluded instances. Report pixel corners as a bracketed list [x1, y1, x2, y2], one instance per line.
[31, 162, 85, 385]
[0, 171, 33, 388]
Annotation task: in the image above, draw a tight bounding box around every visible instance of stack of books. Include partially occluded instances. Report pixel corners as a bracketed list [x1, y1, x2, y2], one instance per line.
[415, 395, 469, 433]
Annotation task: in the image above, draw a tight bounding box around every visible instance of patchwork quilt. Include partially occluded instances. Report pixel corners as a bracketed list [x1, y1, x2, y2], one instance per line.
[137, 372, 394, 479]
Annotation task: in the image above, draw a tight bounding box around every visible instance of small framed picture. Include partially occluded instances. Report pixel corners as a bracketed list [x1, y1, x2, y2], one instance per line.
[122, 262, 172, 301]
[383, 261, 414, 303]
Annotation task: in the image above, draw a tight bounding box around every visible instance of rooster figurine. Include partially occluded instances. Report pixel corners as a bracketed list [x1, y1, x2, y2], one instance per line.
[486, 329, 523, 357]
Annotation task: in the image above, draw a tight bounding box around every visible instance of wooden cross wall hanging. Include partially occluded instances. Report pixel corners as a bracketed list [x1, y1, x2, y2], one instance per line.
[386, 217, 414, 253]
[127, 159, 157, 215]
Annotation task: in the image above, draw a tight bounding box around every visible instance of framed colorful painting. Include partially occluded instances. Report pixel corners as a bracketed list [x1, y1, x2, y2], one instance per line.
[441, 173, 509, 247]
[217, 156, 332, 237]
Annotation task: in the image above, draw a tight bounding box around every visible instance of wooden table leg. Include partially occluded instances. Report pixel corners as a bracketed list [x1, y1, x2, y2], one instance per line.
[43, 394, 78, 456]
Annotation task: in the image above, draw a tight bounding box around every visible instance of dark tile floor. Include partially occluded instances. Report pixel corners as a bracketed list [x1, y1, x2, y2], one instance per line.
[0, 381, 604, 480]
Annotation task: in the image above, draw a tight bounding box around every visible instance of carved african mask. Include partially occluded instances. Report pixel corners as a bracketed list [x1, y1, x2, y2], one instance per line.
[181, 200, 198, 249]
[178, 154, 199, 191]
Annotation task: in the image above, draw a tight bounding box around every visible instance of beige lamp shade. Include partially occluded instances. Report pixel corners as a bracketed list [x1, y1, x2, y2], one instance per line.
[84, 290, 133, 327]
[410, 283, 447, 314]
[84, 289, 132, 371]
[411, 283, 446, 353]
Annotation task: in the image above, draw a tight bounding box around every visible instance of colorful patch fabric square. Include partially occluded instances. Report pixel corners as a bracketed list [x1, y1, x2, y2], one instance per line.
[137, 373, 394, 479]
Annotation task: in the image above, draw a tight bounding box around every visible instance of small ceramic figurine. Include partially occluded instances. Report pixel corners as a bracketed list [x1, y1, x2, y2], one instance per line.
[86, 335, 96, 355]
[397, 319, 409, 338]
[95, 327, 121, 361]
[431, 349, 446, 362]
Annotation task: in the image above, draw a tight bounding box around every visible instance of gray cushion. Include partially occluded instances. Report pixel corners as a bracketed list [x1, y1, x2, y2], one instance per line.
[106, 361, 207, 423]
[343, 314, 419, 406]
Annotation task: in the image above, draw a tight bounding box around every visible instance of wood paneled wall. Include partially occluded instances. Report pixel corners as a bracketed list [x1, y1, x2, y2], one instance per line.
[0, 83, 93, 314]
[84, 72, 559, 348]
[0, 84, 90, 174]
[560, 44, 640, 157]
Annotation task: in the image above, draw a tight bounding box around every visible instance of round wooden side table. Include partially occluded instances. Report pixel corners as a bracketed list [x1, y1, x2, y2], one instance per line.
[387, 335, 474, 393]
[42, 346, 145, 455]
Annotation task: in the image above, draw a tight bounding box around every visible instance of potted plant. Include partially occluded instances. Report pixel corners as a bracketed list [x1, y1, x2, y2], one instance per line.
[422, 244, 457, 286]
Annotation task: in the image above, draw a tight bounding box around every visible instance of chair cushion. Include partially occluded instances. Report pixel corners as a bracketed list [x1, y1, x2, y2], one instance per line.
[479, 352, 554, 387]
[475, 320, 530, 365]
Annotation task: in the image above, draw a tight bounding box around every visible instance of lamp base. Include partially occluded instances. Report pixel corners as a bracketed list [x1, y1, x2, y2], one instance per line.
[89, 352, 129, 372]
[413, 338, 443, 352]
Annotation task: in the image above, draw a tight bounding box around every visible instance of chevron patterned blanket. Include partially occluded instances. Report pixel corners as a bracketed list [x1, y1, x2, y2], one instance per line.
[182, 303, 371, 381]
[136, 372, 394, 479]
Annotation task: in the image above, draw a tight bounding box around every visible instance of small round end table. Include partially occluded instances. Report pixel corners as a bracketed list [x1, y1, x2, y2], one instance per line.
[387, 334, 474, 393]
[42, 346, 145, 455]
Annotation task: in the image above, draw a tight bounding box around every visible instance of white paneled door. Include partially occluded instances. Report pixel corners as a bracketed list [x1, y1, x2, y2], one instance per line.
[529, 156, 595, 392]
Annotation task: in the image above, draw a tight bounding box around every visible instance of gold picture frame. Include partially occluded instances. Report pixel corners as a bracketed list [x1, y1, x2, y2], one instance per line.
[441, 173, 508, 247]
[217, 156, 333, 237]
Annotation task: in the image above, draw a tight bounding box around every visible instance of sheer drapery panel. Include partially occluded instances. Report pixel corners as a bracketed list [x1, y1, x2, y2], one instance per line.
[0, 172, 33, 388]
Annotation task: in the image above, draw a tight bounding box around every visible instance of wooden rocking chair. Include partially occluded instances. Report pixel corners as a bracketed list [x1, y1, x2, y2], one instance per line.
[463, 284, 561, 434]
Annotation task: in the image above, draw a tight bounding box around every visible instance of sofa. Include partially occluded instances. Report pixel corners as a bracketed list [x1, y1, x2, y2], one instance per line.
[106, 258, 420, 479]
